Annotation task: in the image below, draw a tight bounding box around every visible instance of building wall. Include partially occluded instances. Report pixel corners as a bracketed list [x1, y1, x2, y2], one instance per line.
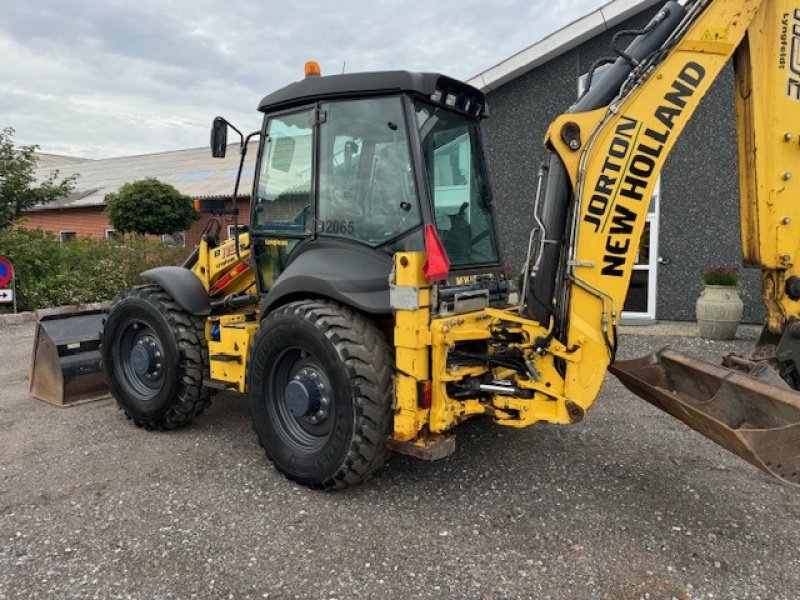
[658, 65, 762, 323]
[480, 7, 763, 323]
[20, 206, 114, 240]
[19, 199, 252, 249]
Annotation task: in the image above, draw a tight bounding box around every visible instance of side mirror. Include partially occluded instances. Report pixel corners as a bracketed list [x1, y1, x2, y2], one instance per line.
[211, 117, 228, 158]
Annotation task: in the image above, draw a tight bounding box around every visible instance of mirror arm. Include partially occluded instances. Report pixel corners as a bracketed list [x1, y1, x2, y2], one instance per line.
[230, 130, 261, 262]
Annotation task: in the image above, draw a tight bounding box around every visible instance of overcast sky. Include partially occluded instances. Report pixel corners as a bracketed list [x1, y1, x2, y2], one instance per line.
[0, 0, 600, 159]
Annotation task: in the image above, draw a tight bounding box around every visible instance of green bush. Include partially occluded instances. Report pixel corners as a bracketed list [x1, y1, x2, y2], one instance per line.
[105, 178, 198, 235]
[0, 228, 189, 311]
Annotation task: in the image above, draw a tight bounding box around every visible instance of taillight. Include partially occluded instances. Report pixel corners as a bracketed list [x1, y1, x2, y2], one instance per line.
[418, 380, 432, 409]
[210, 261, 251, 295]
[422, 224, 450, 283]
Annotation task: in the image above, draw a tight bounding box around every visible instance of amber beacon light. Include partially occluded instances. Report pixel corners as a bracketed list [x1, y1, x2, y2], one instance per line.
[304, 61, 321, 77]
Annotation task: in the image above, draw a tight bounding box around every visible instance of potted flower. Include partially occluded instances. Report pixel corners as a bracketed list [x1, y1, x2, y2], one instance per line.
[696, 265, 744, 340]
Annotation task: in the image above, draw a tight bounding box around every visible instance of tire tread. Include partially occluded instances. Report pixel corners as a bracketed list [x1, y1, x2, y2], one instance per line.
[250, 299, 393, 490]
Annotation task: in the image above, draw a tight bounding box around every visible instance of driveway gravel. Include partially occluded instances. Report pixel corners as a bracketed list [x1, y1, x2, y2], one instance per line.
[1, 321, 798, 599]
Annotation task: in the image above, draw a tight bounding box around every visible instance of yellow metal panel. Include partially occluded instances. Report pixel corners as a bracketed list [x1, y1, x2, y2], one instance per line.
[391, 252, 431, 441]
[192, 232, 254, 296]
[735, 2, 800, 332]
[545, 108, 608, 190]
[208, 313, 259, 393]
[427, 307, 570, 432]
[192, 238, 212, 292]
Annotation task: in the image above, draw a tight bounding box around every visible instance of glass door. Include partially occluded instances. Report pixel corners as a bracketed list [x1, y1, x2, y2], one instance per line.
[252, 108, 315, 292]
[621, 179, 660, 322]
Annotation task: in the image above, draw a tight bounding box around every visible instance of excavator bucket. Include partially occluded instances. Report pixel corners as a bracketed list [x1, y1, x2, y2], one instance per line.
[610, 348, 800, 486]
[29, 310, 108, 406]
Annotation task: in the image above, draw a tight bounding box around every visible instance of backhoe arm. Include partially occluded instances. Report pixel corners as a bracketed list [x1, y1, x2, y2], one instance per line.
[521, 0, 800, 485]
[538, 0, 767, 412]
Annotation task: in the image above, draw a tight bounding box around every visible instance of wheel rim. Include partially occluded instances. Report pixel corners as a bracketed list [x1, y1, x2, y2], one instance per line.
[113, 317, 167, 402]
[267, 347, 334, 453]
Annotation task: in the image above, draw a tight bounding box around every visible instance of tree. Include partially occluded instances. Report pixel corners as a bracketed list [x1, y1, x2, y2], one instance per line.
[105, 178, 199, 236]
[0, 127, 77, 229]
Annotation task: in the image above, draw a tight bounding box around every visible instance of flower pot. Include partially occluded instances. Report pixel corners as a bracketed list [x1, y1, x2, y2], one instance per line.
[696, 284, 743, 340]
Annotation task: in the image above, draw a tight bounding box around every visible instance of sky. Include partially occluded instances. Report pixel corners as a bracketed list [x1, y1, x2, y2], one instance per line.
[0, 0, 600, 159]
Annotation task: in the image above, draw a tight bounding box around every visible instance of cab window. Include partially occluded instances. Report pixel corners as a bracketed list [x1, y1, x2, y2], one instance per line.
[415, 100, 499, 266]
[254, 110, 314, 234]
[317, 96, 422, 247]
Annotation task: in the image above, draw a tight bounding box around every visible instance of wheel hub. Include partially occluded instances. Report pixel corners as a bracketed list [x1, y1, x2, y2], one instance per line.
[284, 367, 330, 423]
[130, 335, 162, 378]
[285, 377, 320, 416]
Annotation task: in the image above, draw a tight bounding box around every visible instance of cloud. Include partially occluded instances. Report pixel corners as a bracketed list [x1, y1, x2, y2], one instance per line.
[0, 0, 599, 158]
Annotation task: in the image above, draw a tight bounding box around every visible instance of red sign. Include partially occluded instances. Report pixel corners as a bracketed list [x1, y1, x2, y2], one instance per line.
[0, 256, 14, 288]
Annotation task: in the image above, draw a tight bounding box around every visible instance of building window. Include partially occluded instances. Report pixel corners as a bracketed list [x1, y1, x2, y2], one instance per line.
[59, 231, 77, 243]
[105, 229, 120, 240]
[162, 232, 185, 246]
[227, 224, 245, 240]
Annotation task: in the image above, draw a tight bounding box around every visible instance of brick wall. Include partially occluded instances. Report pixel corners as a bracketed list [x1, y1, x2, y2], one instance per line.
[18, 199, 252, 247]
[20, 206, 113, 240]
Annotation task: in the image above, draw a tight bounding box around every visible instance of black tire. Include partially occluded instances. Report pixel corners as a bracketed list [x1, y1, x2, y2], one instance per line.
[101, 285, 210, 430]
[248, 299, 393, 490]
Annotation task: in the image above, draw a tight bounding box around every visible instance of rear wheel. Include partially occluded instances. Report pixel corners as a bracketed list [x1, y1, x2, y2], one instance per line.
[101, 285, 210, 430]
[248, 300, 393, 490]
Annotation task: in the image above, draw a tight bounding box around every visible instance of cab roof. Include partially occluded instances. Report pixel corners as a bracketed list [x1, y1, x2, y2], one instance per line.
[258, 70, 488, 117]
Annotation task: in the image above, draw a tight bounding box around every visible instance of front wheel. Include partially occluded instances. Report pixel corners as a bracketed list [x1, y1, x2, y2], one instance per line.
[101, 285, 210, 430]
[247, 300, 393, 490]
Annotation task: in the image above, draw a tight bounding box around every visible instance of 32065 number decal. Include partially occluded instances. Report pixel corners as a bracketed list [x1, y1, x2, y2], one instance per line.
[314, 220, 355, 234]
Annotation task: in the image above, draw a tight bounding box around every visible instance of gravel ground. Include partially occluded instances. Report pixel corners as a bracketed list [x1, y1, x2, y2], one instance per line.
[1, 321, 799, 599]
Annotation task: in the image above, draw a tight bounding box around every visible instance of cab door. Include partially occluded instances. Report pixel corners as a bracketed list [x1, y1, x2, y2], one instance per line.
[251, 107, 315, 292]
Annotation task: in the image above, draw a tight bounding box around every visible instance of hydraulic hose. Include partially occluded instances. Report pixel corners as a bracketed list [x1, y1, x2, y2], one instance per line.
[574, 1, 687, 112]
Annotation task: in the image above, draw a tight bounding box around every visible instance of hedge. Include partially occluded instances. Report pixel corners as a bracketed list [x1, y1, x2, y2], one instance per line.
[0, 228, 189, 312]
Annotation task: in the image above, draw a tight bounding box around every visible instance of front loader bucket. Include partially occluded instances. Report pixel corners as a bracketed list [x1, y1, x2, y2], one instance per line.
[610, 348, 800, 486]
[29, 310, 108, 406]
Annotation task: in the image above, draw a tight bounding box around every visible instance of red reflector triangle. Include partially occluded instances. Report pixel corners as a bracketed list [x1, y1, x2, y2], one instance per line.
[423, 224, 450, 283]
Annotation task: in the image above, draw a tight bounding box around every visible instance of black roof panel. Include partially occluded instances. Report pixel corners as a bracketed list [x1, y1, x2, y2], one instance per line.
[258, 70, 487, 116]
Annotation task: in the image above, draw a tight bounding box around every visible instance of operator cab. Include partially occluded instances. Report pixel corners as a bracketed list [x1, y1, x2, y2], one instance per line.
[216, 66, 507, 315]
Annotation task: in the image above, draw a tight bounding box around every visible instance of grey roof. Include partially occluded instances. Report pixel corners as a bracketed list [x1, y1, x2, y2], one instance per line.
[34, 153, 93, 170]
[31, 143, 258, 211]
[468, 0, 660, 91]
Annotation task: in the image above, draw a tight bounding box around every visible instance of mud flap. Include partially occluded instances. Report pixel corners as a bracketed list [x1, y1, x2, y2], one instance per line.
[610, 348, 800, 486]
[29, 310, 109, 406]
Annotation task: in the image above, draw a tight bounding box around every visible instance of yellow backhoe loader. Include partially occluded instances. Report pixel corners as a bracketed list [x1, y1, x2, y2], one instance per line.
[94, 0, 800, 489]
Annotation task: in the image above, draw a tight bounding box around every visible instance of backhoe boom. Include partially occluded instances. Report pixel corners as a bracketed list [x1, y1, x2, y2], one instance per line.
[521, 0, 800, 484]
[538, 0, 766, 413]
